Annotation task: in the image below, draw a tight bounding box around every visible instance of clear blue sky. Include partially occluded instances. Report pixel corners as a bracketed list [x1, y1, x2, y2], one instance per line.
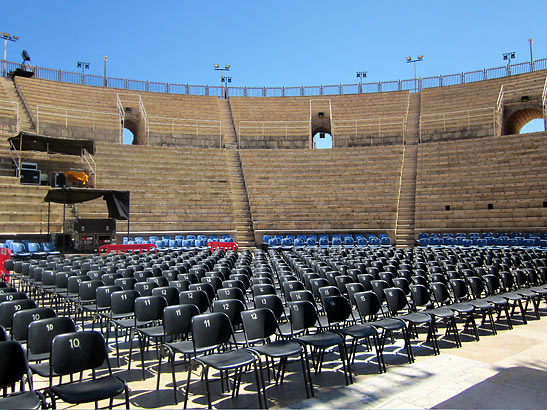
[2, 0, 546, 138]
[3, 0, 546, 88]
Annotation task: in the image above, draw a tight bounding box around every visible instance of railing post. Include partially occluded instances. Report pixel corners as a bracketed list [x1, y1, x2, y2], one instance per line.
[398, 80, 401, 91]
[300, 86, 304, 97]
[185, 84, 189, 95]
[378, 82, 382, 93]
[263, 87, 266, 97]
[339, 84, 342, 95]
[282, 87, 285, 97]
[320, 85, 323, 96]
[244, 87, 247, 97]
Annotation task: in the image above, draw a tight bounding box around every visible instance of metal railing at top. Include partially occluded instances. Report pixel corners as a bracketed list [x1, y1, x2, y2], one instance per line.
[2, 58, 546, 98]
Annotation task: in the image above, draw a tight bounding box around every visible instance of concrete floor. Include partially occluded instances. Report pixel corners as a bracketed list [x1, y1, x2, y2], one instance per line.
[33, 303, 547, 409]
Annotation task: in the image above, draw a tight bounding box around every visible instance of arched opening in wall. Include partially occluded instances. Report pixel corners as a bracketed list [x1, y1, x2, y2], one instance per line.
[123, 128, 134, 145]
[520, 118, 545, 134]
[503, 107, 544, 135]
[313, 132, 333, 149]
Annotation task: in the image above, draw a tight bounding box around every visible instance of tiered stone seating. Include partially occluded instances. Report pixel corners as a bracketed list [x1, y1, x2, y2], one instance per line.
[74, 143, 235, 233]
[0, 78, 19, 133]
[240, 146, 404, 234]
[420, 70, 547, 142]
[139, 93, 223, 147]
[230, 97, 310, 148]
[15, 77, 120, 143]
[415, 132, 547, 233]
[329, 91, 409, 146]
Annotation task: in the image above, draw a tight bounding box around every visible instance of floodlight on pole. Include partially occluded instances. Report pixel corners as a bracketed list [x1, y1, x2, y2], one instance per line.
[1, 31, 19, 77]
[103, 56, 108, 87]
[528, 39, 534, 70]
[406, 55, 423, 92]
[502, 51, 516, 75]
[77, 61, 90, 84]
[214, 64, 231, 99]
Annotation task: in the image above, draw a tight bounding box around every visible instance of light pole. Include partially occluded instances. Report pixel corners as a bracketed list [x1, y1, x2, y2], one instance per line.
[356, 71, 367, 93]
[77, 61, 90, 84]
[528, 39, 534, 71]
[214, 64, 230, 98]
[502, 52, 516, 75]
[1, 32, 19, 77]
[406, 55, 423, 92]
[103, 56, 108, 87]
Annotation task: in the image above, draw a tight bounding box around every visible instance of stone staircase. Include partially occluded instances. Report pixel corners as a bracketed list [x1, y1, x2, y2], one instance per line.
[0, 77, 35, 132]
[395, 93, 421, 247]
[220, 99, 256, 248]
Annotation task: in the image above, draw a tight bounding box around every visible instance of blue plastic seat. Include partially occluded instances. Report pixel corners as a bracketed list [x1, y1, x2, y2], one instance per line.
[331, 237, 342, 248]
[380, 236, 391, 246]
[318, 237, 330, 248]
[293, 238, 304, 248]
[356, 237, 368, 247]
[306, 237, 317, 248]
[343, 236, 355, 248]
[418, 238, 430, 247]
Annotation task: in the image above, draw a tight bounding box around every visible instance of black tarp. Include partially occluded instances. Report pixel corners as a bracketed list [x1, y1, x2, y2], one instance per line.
[8, 132, 96, 156]
[44, 188, 130, 220]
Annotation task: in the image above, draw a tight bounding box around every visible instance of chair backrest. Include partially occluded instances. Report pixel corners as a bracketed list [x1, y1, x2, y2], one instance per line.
[134, 295, 168, 324]
[251, 284, 276, 298]
[0, 340, 32, 389]
[96, 285, 123, 309]
[345, 282, 365, 306]
[152, 286, 180, 306]
[241, 308, 278, 343]
[216, 287, 245, 303]
[188, 283, 216, 304]
[0, 298, 37, 329]
[11, 307, 56, 342]
[50, 330, 110, 376]
[27, 316, 77, 356]
[323, 295, 352, 325]
[212, 298, 245, 328]
[353, 291, 383, 321]
[317, 285, 340, 303]
[449, 278, 470, 302]
[409, 284, 432, 308]
[110, 289, 140, 315]
[289, 289, 315, 304]
[384, 287, 409, 315]
[253, 294, 286, 321]
[179, 289, 210, 313]
[191, 312, 234, 350]
[393, 277, 411, 295]
[163, 304, 199, 338]
[0, 291, 27, 303]
[0, 325, 6, 341]
[134, 281, 158, 297]
[371, 279, 390, 302]
[430, 282, 452, 305]
[79, 280, 104, 302]
[288, 300, 321, 332]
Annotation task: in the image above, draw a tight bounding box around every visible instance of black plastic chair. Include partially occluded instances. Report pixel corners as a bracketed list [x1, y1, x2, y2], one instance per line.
[430, 281, 479, 341]
[409, 284, 461, 348]
[288, 300, 352, 386]
[450, 278, 497, 335]
[241, 308, 313, 400]
[323, 295, 384, 374]
[468, 275, 512, 329]
[27, 316, 77, 378]
[0, 341, 47, 410]
[106, 289, 140, 366]
[45, 330, 129, 409]
[132, 295, 168, 379]
[383, 287, 439, 357]
[353, 291, 412, 370]
[152, 286, 180, 306]
[158, 304, 200, 404]
[184, 312, 267, 409]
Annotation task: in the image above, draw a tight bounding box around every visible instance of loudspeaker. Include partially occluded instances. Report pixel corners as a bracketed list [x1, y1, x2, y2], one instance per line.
[22, 50, 31, 61]
[20, 169, 40, 185]
[51, 172, 66, 187]
[21, 162, 38, 170]
[74, 219, 116, 234]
